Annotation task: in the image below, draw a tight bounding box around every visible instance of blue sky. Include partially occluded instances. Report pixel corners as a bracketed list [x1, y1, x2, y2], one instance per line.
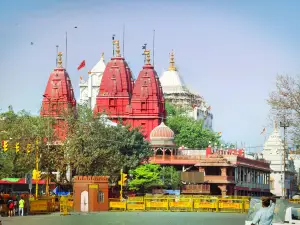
[1, 0, 300, 150]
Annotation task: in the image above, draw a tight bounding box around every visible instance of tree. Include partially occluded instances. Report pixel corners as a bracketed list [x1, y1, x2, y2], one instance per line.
[268, 75, 300, 143]
[165, 102, 220, 148]
[128, 164, 181, 192]
[63, 105, 152, 183]
[160, 166, 181, 190]
[128, 164, 162, 192]
[0, 107, 59, 179]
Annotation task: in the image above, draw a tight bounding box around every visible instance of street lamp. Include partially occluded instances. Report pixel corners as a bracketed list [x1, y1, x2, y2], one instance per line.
[280, 117, 290, 199]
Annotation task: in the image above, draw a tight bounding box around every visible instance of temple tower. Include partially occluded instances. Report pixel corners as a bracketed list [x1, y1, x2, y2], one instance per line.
[159, 50, 213, 129]
[40, 52, 76, 142]
[130, 49, 165, 139]
[79, 52, 106, 109]
[94, 40, 134, 123]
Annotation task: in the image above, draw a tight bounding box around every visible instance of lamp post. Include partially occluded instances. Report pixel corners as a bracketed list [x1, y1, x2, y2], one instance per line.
[280, 117, 290, 199]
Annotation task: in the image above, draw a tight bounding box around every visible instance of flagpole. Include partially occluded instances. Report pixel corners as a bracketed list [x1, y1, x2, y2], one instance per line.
[65, 32, 68, 69]
[122, 25, 125, 57]
[56, 45, 59, 67]
[153, 29, 155, 66]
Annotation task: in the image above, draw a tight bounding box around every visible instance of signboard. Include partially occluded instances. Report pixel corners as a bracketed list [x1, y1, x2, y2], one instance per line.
[181, 172, 204, 183]
[89, 184, 98, 189]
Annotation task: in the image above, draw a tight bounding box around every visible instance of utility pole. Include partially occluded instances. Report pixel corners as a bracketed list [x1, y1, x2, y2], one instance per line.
[280, 116, 290, 199]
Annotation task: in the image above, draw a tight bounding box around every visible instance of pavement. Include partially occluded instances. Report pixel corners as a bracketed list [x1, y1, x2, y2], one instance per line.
[0, 212, 247, 225]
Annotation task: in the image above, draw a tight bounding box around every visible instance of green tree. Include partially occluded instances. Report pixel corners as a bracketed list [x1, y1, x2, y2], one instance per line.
[160, 166, 181, 189]
[128, 164, 162, 192]
[0, 106, 58, 179]
[63, 105, 152, 183]
[165, 102, 220, 148]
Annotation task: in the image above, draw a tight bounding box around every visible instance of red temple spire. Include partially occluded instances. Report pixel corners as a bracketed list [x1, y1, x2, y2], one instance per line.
[94, 40, 134, 122]
[130, 49, 165, 139]
[40, 52, 76, 141]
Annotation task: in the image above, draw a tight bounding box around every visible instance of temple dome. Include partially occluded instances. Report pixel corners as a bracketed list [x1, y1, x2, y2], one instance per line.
[150, 122, 175, 146]
[90, 53, 106, 74]
[159, 50, 188, 94]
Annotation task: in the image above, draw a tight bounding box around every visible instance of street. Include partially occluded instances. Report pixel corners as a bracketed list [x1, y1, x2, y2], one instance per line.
[0, 212, 246, 225]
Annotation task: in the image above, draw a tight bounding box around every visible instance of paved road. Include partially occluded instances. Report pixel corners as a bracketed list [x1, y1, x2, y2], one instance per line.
[0, 212, 246, 225]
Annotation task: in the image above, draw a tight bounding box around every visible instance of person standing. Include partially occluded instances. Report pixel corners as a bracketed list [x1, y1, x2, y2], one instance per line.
[251, 197, 276, 225]
[18, 197, 25, 216]
[7, 199, 14, 217]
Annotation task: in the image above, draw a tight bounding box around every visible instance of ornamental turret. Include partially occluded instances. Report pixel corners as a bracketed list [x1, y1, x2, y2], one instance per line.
[40, 52, 76, 141]
[130, 49, 165, 139]
[94, 40, 134, 123]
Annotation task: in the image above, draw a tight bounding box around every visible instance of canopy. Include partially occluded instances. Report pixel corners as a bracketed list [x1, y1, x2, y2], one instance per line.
[0, 178, 54, 185]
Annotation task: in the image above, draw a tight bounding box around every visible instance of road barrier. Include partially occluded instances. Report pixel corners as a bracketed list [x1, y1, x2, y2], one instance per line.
[109, 195, 250, 213]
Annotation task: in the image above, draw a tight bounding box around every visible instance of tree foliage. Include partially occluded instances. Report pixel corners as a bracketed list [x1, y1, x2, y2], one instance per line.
[0, 106, 61, 180]
[268, 75, 300, 143]
[62, 105, 151, 183]
[165, 102, 220, 148]
[0, 105, 151, 184]
[128, 164, 181, 192]
[128, 164, 162, 192]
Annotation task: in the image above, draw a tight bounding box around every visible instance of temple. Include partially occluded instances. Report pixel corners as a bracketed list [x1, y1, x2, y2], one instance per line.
[159, 50, 213, 130]
[94, 41, 165, 139]
[40, 52, 76, 142]
[262, 120, 297, 198]
[79, 52, 106, 109]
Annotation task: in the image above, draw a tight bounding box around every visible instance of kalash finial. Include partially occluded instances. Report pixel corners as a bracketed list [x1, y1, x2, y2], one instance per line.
[57, 52, 63, 68]
[101, 52, 105, 60]
[168, 50, 176, 71]
[144, 49, 151, 65]
[113, 40, 121, 57]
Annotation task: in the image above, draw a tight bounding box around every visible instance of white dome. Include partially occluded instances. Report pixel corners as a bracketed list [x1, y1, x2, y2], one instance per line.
[91, 53, 106, 73]
[263, 122, 284, 150]
[160, 70, 188, 94]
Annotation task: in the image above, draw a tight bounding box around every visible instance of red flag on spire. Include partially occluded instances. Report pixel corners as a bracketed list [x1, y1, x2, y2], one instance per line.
[77, 60, 86, 70]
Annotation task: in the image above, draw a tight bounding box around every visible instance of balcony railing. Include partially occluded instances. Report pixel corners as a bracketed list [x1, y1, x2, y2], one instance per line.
[204, 175, 235, 183]
[236, 182, 270, 190]
[151, 155, 203, 161]
[181, 184, 210, 194]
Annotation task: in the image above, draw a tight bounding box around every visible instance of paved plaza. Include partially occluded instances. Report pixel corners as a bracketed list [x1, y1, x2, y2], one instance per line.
[0, 212, 246, 225]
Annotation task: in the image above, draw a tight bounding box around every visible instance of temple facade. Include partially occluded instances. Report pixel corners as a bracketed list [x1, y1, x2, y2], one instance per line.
[79, 53, 106, 109]
[40, 52, 76, 142]
[262, 121, 297, 198]
[93, 41, 165, 139]
[159, 51, 213, 130]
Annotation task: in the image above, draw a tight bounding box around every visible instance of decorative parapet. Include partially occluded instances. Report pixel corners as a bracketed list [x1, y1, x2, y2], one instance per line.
[74, 176, 109, 183]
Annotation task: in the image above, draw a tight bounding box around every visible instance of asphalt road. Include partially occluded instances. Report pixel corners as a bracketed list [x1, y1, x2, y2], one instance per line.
[0, 212, 247, 225]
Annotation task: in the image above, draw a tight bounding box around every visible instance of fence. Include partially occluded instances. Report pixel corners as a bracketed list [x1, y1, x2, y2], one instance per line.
[109, 195, 250, 213]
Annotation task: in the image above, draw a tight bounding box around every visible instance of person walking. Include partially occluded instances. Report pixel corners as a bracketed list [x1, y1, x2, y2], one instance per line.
[251, 197, 276, 225]
[18, 197, 25, 216]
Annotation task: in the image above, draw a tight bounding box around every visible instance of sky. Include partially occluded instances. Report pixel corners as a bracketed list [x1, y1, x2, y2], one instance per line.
[1, 0, 300, 150]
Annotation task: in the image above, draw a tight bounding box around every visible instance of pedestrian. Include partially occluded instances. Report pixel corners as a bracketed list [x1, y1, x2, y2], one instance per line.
[251, 197, 276, 225]
[7, 199, 14, 217]
[18, 197, 25, 216]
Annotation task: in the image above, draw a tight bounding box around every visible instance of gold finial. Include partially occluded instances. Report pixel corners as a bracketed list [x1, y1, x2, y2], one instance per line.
[113, 40, 121, 57]
[168, 50, 176, 71]
[57, 52, 63, 68]
[144, 49, 151, 65]
[101, 52, 104, 60]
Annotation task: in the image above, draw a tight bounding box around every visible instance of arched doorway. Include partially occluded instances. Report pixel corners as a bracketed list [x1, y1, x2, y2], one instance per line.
[80, 191, 89, 212]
